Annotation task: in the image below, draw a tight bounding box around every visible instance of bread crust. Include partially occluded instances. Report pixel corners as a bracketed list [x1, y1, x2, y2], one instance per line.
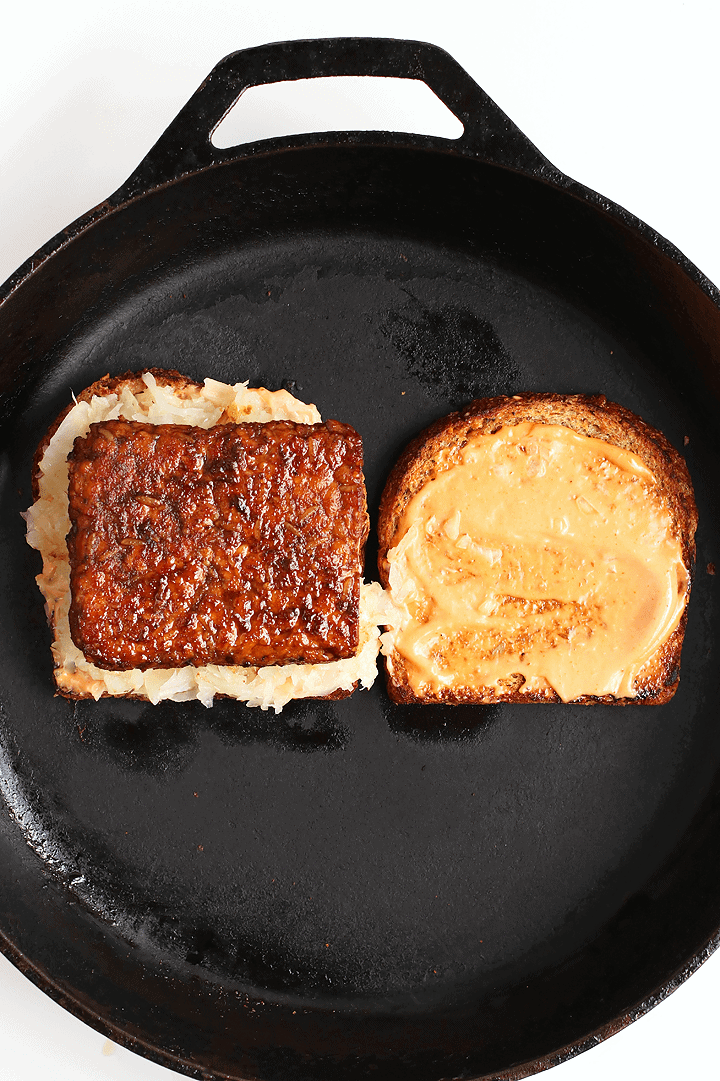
[377, 393, 697, 706]
[31, 369, 201, 502]
[31, 369, 360, 706]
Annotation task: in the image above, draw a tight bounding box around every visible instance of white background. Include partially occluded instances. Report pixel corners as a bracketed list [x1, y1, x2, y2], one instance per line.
[2, 1, 720, 1079]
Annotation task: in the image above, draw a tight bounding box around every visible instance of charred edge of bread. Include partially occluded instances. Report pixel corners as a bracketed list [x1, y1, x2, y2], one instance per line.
[377, 393, 697, 707]
[33, 368, 358, 705]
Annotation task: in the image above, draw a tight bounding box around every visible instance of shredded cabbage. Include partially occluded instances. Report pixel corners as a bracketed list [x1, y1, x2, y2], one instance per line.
[25, 373, 396, 711]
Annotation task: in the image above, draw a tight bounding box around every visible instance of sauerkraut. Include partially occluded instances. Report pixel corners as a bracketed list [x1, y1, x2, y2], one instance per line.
[25, 372, 397, 711]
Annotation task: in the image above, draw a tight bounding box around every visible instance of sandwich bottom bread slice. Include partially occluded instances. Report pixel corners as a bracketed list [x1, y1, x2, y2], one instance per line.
[25, 369, 395, 710]
[377, 393, 697, 706]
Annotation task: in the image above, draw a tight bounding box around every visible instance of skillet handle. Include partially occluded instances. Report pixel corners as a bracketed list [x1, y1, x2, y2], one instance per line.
[114, 38, 555, 202]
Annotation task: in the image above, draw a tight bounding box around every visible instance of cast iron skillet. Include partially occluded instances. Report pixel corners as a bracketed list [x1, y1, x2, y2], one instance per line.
[1, 36, 720, 1081]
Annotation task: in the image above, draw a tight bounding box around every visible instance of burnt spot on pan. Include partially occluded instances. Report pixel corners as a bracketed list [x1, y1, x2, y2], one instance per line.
[181, 925, 347, 992]
[79, 699, 199, 776]
[184, 925, 227, 968]
[209, 698, 348, 753]
[231, 936, 321, 991]
[281, 699, 348, 751]
[72, 696, 346, 773]
[382, 697, 501, 741]
[381, 299, 520, 403]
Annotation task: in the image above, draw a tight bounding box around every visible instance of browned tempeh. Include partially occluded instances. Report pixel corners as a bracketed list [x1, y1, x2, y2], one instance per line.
[67, 417, 368, 671]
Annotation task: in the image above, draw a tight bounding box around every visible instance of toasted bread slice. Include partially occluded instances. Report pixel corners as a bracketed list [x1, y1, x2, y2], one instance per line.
[25, 370, 393, 710]
[378, 394, 697, 706]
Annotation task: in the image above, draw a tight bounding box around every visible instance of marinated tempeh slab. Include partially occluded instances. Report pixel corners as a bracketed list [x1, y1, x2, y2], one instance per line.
[67, 418, 368, 670]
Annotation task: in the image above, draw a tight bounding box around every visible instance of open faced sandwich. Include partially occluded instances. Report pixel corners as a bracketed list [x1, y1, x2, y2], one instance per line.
[25, 369, 395, 710]
[378, 393, 697, 706]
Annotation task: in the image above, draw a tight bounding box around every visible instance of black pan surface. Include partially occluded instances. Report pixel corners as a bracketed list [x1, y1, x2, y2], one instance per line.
[1, 38, 719, 1081]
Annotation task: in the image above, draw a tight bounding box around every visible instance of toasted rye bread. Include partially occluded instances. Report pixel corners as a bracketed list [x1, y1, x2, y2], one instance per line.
[377, 393, 697, 706]
[27, 369, 381, 708]
[31, 369, 200, 501]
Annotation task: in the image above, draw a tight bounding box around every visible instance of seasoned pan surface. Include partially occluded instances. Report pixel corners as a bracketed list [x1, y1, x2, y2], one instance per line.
[1, 39, 720, 1081]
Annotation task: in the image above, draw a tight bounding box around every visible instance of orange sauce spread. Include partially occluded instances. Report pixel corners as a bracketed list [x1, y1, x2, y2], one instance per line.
[387, 423, 688, 702]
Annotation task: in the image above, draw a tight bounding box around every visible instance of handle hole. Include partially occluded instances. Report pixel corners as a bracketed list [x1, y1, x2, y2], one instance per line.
[211, 76, 464, 149]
